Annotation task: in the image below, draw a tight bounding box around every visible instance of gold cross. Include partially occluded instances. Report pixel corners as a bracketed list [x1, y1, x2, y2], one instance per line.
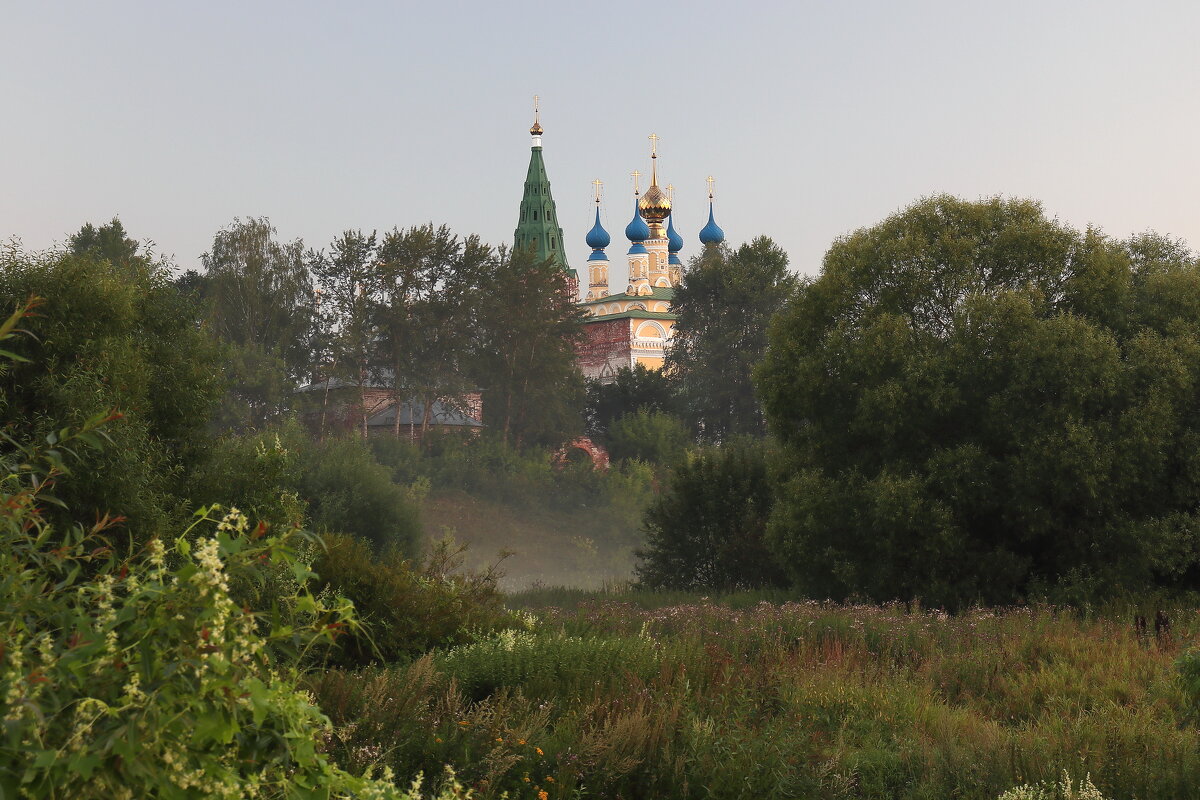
[533, 94, 540, 122]
[648, 133, 660, 156]
[593, 179, 603, 203]
[631, 170, 641, 194]
[706, 175, 715, 199]
[666, 184, 675, 203]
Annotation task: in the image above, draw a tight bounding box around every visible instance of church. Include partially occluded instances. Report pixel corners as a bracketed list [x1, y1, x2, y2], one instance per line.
[513, 104, 725, 382]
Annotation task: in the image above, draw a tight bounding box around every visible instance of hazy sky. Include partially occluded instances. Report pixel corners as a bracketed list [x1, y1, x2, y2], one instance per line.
[3, 1, 1198, 282]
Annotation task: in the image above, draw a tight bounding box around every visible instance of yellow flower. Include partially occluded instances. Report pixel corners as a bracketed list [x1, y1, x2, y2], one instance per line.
[518, 739, 526, 745]
[523, 776, 531, 783]
[535, 747, 544, 756]
[496, 737, 504, 743]
[546, 776, 554, 782]
[458, 720, 470, 726]
[538, 792, 548, 800]
[435, 737, 442, 743]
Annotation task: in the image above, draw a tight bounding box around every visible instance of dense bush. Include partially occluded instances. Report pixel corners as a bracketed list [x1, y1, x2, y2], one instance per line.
[192, 425, 422, 556]
[298, 435, 423, 553]
[637, 443, 786, 591]
[607, 409, 690, 466]
[583, 364, 677, 439]
[759, 196, 1200, 606]
[0, 303, 452, 799]
[0, 243, 222, 541]
[311, 533, 516, 666]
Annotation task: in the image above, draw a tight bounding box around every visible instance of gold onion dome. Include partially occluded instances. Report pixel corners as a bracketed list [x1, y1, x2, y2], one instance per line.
[638, 182, 671, 223]
[530, 120, 543, 136]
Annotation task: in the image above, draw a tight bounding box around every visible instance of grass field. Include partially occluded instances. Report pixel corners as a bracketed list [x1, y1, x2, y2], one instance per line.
[314, 589, 1200, 800]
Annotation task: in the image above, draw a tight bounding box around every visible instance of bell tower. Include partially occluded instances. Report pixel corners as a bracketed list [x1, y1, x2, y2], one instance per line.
[513, 96, 577, 289]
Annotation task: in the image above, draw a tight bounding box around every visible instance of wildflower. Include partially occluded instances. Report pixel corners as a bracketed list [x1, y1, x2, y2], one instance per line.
[538, 791, 548, 800]
[535, 747, 544, 756]
[546, 776, 555, 782]
[518, 739, 526, 745]
[496, 737, 503, 743]
[435, 737, 442, 743]
[458, 720, 470, 726]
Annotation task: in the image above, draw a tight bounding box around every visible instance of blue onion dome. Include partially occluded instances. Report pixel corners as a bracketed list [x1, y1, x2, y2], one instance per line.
[666, 214, 684, 253]
[586, 207, 610, 249]
[625, 198, 651, 242]
[698, 202, 724, 245]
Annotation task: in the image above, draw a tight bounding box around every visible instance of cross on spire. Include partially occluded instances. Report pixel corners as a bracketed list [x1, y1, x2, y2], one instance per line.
[593, 179, 603, 204]
[706, 175, 716, 200]
[631, 170, 641, 195]
[666, 184, 675, 203]
[533, 94, 540, 123]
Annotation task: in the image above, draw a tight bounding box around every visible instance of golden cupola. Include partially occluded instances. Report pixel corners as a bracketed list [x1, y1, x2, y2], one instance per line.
[638, 134, 671, 237]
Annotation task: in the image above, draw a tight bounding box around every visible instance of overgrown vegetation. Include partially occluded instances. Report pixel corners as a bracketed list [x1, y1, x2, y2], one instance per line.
[758, 196, 1200, 607]
[314, 592, 1200, 799]
[8, 196, 1200, 796]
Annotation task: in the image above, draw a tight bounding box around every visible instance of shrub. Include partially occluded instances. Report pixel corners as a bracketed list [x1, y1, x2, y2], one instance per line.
[0, 300, 470, 799]
[0, 245, 222, 541]
[637, 442, 787, 590]
[298, 435, 422, 554]
[312, 533, 516, 666]
[192, 425, 422, 557]
[607, 409, 691, 466]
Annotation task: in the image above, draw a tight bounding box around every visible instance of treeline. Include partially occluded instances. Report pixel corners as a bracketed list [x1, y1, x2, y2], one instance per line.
[181, 218, 583, 448]
[642, 195, 1200, 610]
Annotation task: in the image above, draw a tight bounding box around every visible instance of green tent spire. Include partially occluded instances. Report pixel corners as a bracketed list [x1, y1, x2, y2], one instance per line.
[514, 104, 575, 283]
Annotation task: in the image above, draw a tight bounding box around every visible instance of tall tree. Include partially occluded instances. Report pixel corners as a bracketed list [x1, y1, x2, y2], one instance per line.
[757, 195, 1200, 606]
[201, 218, 315, 430]
[375, 224, 488, 440]
[311, 230, 380, 437]
[668, 236, 796, 441]
[69, 217, 141, 270]
[584, 364, 677, 440]
[476, 245, 586, 448]
[0, 236, 222, 540]
[201, 217, 315, 380]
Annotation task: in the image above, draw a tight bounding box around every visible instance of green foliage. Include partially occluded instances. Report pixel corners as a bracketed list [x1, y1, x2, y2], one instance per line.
[436, 628, 661, 701]
[0, 241, 222, 540]
[758, 196, 1200, 606]
[637, 442, 786, 591]
[0, 305, 470, 798]
[607, 409, 690, 466]
[192, 426, 422, 556]
[476, 246, 586, 449]
[669, 236, 796, 441]
[201, 217, 315, 382]
[584, 364, 677, 439]
[299, 435, 422, 554]
[68, 217, 141, 269]
[312, 534, 515, 666]
[188, 428, 307, 533]
[314, 596, 1199, 800]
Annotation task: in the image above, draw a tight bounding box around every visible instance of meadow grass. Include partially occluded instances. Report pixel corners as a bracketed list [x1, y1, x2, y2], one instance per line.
[313, 595, 1200, 799]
